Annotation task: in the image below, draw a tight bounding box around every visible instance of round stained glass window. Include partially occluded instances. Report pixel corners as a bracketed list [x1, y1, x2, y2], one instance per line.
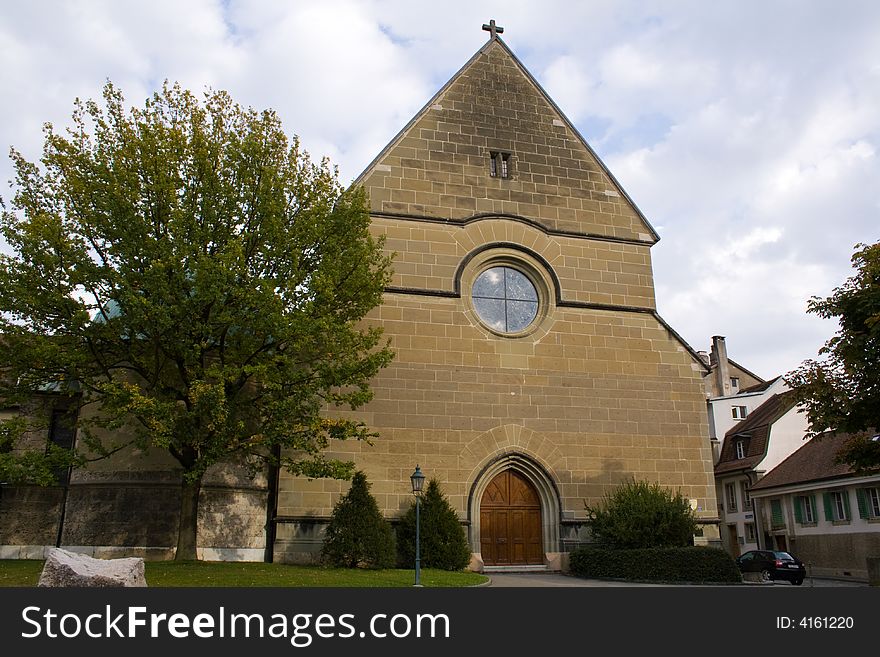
[472, 266, 539, 333]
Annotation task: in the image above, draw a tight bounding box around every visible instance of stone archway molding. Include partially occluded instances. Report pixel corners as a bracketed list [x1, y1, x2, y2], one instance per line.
[464, 426, 563, 561]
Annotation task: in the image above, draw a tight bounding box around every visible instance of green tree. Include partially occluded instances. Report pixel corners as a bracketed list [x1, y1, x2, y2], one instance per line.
[0, 82, 394, 559]
[786, 241, 880, 470]
[397, 479, 471, 571]
[585, 479, 697, 549]
[321, 471, 396, 568]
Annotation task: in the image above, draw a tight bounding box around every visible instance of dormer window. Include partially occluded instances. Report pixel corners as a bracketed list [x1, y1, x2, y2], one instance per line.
[490, 151, 511, 179]
[735, 440, 746, 460]
[732, 405, 748, 420]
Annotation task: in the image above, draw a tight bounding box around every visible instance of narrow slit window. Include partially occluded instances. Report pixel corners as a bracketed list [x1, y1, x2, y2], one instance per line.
[489, 151, 511, 178]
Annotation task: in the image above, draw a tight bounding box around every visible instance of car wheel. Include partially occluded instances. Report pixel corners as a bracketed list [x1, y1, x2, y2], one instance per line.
[760, 569, 773, 582]
[793, 578, 804, 586]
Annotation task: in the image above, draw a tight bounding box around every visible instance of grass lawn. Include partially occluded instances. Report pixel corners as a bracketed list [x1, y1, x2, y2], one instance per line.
[0, 560, 488, 587]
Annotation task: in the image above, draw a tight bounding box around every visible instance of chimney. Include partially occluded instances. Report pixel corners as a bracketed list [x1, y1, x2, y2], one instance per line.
[711, 335, 731, 396]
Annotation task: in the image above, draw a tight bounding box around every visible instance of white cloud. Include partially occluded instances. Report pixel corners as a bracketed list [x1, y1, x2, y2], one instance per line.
[1, 0, 878, 378]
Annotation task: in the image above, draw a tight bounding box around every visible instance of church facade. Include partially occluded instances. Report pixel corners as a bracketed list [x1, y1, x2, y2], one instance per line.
[271, 32, 719, 567]
[0, 29, 720, 567]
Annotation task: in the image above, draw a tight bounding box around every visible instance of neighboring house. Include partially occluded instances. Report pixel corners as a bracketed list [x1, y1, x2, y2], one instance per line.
[700, 335, 765, 401]
[713, 391, 807, 557]
[707, 376, 787, 453]
[749, 430, 880, 581]
[699, 336, 787, 463]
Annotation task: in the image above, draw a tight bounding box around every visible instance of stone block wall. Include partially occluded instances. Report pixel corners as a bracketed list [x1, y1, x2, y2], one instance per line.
[0, 485, 64, 558]
[792, 532, 880, 581]
[275, 43, 721, 560]
[359, 42, 656, 243]
[1, 463, 269, 561]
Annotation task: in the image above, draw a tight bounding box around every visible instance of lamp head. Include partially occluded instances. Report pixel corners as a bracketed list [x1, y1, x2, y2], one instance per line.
[410, 465, 426, 495]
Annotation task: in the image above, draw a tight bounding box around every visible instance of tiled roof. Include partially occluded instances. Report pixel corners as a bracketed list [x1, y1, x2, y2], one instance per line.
[750, 429, 879, 491]
[714, 391, 799, 475]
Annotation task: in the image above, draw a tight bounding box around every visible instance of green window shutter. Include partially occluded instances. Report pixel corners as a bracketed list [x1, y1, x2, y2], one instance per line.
[823, 493, 834, 521]
[771, 499, 784, 528]
[856, 489, 868, 519]
[793, 497, 803, 523]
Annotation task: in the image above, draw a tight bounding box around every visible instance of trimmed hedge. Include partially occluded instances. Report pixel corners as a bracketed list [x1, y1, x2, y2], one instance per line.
[569, 546, 742, 583]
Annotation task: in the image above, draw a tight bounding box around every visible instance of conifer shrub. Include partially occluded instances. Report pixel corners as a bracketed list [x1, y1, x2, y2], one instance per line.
[397, 479, 471, 571]
[321, 471, 396, 568]
[586, 479, 697, 549]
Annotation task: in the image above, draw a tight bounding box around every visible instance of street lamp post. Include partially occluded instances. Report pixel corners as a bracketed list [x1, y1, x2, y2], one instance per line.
[410, 465, 425, 587]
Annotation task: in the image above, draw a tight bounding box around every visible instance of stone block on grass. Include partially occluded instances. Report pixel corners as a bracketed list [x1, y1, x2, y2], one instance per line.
[38, 548, 147, 587]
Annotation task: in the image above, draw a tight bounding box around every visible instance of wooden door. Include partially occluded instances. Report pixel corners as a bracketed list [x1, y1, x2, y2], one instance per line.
[727, 524, 740, 558]
[480, 470, 543, 565]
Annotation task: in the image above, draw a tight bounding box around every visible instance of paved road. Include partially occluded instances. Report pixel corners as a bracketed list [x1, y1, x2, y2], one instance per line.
[485, 573, 869, 587]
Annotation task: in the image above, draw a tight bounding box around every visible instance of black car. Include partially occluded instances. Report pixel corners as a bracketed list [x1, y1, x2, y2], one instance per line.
[735, 550, 806, 585]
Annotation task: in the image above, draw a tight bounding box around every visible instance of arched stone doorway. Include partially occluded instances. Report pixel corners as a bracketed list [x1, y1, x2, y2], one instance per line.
[480, 470, 543, 565]
[468, 452, 561, 566]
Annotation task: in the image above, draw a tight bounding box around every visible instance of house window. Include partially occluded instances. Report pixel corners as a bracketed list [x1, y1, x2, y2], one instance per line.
[725, 482, 737, 513]
[472, 266, 538, 333]
[742, 484, 752, 510]
[856, 487, 880, 519]
[731, 377, 740, 389]
[824, 490, 851, 522]
[732, 406, 748, 420]
[795, 495, 815, 524]
[833, 492, 848, 520]
[745, 522, 756, 542]
[735, 440, 746, 459]
[489, 151, 511, 179]
[770, 499, 785, 529]
[868, 488, 880, 517]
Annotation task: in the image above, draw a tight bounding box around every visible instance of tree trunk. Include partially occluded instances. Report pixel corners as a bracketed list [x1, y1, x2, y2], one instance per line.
[175, 477, 202, 561]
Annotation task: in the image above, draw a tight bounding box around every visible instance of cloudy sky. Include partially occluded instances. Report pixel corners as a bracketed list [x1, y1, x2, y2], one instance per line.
[1, 0, 878, 379]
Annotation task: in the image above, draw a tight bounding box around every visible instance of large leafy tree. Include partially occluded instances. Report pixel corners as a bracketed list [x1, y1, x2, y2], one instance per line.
[786, 241, 880, 470]
[0, 82, 394, 559]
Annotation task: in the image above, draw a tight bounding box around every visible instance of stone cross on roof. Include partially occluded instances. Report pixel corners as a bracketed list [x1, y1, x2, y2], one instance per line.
[482, 19, 504, 39]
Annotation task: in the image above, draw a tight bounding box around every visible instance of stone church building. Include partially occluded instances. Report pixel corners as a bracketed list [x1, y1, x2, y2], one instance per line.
[1, 27, 720, 568]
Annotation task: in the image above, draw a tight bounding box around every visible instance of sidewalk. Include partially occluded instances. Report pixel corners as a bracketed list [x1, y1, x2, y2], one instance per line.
[484, 573, 870, 587]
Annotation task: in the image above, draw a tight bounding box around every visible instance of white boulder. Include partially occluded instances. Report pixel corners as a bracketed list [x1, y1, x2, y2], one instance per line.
[38, 548, 147, 587]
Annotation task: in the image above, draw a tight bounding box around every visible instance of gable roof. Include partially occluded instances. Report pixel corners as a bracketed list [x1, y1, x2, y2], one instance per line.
[726, 358, 765, 385]
[739, 376, 780, 395]
[355, 34, 660, 243]
[715, 391, 799, 475]
[750, 430, 879, 491]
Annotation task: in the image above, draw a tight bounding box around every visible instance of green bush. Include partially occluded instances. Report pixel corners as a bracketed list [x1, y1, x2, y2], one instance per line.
[321, 471, 396, 568]
[586, 479, 697, 549]
[397, 479, 471, 571]
[569, 546, 741, 583]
